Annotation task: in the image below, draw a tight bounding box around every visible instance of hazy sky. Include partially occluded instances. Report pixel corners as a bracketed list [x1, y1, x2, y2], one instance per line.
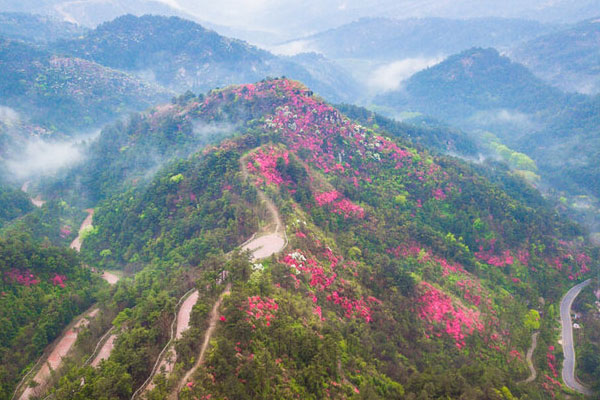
[0, 0, 598, 41]
[160, 0, 600, 36]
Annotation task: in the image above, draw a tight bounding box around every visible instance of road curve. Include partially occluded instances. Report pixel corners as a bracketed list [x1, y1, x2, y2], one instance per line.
[560, 279, 593, 396]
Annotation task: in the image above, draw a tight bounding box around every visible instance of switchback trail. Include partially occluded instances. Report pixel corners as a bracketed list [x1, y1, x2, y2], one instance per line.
[560, 279, 593, 396]
[171, 284, 232, 399]
[20, 181, 45, 207]
[13, 207, 121, 399]
[167, 154, 289, 399]
[15, 307, 99, 400]
[131, 288, 198, 400]
[69, 209, 94, 251]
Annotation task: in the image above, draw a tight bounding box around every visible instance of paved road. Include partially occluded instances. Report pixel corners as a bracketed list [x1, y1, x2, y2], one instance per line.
[560, 279, 593, 396]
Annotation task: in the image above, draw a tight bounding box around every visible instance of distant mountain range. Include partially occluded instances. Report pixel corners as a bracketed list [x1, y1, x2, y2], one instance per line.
[0, 36, 171, 132]
[375, 47, 571, 126]
[53, 14, 361, 103]
[0, 12, 86, 43]
[278, 17, 556, 61]
[509, 18, 600, 94]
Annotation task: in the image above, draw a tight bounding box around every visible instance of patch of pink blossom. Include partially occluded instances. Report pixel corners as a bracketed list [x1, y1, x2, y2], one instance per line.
[417, 282, 483, 348]
[241, 296, 278, 328]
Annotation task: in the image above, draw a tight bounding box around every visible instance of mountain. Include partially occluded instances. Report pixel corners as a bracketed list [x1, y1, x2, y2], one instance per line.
[0, 36, 172, 133]
[509, 17, 600, 94]
[53, 14, 361, 103]
[0, 12, 86, 43]
[375, 47, 571, 124]
[30, 78, 598, 400]
[280, 17, 555, 61]
[374, 47, 600, 236]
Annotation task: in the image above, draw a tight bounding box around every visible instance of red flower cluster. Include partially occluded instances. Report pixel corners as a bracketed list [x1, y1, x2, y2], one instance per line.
[281, 248, 379, 323]
[417, 282, 483, 348]
[315, 190, 365, 219]
[242, 296, 278, 327]
[248, 147, 290, 186]
[51, 274, 67, 288]
[547, 345, 558, 378]
[4, 269, 40, 287]
[474, 239, 514, 267]
[59, 225, 72, 239]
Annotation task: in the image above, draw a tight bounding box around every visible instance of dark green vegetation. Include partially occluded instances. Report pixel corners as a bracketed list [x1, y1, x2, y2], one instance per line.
[54, 14, 359, 102]
[0, 185, 32, 227]
[375, 48, 573, 123]
[31, 79, 598, 399]
[510, 18, 600, 94]
[571, 284, 600, 392]
[0, 36, 171, 132]
[0, 234, 102, 399]
[336, 103, 478, 157]
[1, 199, 86, 246]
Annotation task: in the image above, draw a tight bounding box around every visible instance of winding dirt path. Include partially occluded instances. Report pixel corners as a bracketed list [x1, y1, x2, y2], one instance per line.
[91, 334, 117, 367]
[171, 284, 231, 400]
[16, 308, 99, 400]
[522, 331, 539, 383]
[144, 290, 200, 393]
[21, 181, 45, 208]
[131, 288, 198, 400]
[560, 279, 593, 396]
[167, 155, 289, 399]
[69, 209, 94, 251]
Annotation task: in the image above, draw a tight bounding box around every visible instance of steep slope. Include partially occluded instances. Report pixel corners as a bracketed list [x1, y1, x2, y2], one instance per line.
[41, 79, 598, 400]
[0, 37, 171, 132]
[510, 18, 600, 94]
[0, 184, 33, 228]
[53, 14, 360, 103]
[0, 234, 102, 399]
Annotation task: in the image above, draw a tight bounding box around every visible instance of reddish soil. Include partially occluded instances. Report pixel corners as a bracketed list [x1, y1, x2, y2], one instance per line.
[19, 308, 98, 400]
[91, 334, 117, 367]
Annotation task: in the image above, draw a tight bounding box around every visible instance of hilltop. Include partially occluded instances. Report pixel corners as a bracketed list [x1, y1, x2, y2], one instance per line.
[33, 78, 598, 400]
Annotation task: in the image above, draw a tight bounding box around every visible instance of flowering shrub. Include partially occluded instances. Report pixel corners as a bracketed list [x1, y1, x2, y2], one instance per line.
[4, 269, 40, 287]
[281, 248, 379, 323]
[241, 296, 278, 327]
[51, 274, 67, 288]
[248, 147, 290, 186]
[315, 190, 365, 219]
[417, 282, 483, 348]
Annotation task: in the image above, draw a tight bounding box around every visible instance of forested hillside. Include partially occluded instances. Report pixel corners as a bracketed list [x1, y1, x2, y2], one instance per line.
[0, 234, 103, 399]
[36, 79, 598, 400]
[0, 36, 171, 132]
